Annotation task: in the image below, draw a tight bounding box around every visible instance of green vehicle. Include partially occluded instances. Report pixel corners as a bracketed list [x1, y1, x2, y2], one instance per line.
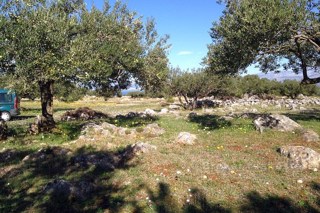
[0, 89, 20, 121]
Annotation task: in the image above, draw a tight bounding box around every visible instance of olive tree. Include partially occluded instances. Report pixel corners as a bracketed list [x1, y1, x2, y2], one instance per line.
[206, 0, 320, 84]
[0, 0, 168, 129]
[169, 68, 221, 110]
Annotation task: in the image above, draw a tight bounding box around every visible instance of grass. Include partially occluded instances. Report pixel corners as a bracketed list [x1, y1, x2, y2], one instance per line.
[0, 97, 319, 212]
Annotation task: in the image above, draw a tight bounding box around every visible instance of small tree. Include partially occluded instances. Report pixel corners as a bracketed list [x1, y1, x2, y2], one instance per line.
[169, 68, 220, 110]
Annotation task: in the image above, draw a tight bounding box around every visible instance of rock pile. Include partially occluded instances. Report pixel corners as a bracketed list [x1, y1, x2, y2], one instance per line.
[61, 107, 109, 121]
[197, 95, 320, 111]
[74, 122, 165, 143]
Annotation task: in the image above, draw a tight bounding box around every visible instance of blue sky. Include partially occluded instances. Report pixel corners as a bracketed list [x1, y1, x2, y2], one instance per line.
[85, 0, 225, 70]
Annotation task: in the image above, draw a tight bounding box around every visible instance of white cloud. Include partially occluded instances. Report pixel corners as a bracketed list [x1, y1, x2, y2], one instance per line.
[178, 51, 193, 56]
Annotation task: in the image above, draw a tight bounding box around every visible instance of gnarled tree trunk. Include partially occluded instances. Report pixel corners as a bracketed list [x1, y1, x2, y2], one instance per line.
[38, 80, 55, 130]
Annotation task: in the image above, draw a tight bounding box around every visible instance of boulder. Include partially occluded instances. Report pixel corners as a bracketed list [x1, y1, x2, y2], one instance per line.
[176, 132, 197, 145]
[253, 114, 302, 133]
[142, 123, 165, 137]
[0, 120, 8, 140]
[302, 130, 319, 142]
[278, 146, 320, 169]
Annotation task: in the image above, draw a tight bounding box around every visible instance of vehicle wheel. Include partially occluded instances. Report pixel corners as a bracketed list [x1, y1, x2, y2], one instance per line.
[1, 111, 11, 121]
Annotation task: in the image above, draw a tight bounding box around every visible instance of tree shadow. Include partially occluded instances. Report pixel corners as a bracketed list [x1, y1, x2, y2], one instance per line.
[284, 109, 320, 122]
[240, 191, 319, 213]
[310, 182, 320, 208]
[188, 114, 231, 130]
[0, 144, 140, 213]
[114, 112, 159, 127]
[143, 182, 230, 213]
[183, 188, 231, 213]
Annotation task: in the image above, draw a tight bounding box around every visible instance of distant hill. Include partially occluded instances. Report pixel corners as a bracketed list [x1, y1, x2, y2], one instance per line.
[256, 70, 320, 84]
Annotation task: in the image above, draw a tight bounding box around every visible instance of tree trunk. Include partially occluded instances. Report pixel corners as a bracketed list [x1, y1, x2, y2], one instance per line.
[39, 80, 55, 129]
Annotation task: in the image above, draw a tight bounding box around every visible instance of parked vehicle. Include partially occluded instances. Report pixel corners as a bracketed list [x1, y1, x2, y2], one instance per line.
[0, 89, 20, 121]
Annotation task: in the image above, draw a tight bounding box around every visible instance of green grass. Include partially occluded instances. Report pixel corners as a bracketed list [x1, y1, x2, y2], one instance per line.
[0, 98, 319, 212]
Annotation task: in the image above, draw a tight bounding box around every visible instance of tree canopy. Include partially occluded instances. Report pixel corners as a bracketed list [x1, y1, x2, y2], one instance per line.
[206, 0, 320, 84]
[0, 0, 169, 128]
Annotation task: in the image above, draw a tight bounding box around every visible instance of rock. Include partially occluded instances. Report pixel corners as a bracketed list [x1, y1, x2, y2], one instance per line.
[142, 123, 165, 137]
[61, 107, 108, 121]
[253, 114, 302, 133]
[0, 120, 8, 140]
[302, 130, 319, 142]
[81, 123, 111, 137]
[101, 122, 118, 133]
[23, 147, 71, 162]
[122, 142, 157, 159]
[159, 108, 169, 114]
[44, 179, 96, 200]
[129, 142, 156, 155]
[144, 109, 157, 116]
[169, 104, 180, 110]
[71, 153, 119, 171]
[278, 146, 320, 170]
[176, 132, 197, 145]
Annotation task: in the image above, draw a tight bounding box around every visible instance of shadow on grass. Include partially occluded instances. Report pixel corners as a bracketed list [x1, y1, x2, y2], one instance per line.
[143, 182, 231, 213]
[113, 113, 159, 127]
[240, 191, 319, 213]
[188, 114, 231, 130]
[0, 145, 139, 213]
[1, 145, 319, 212]
[284, 109, 320, 122]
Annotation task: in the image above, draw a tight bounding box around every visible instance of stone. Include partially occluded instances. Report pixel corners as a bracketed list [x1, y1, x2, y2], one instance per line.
[144, 109, 157, 116]
[61, 107, 108, 121]
[142, 123, 165, 137]
[122, 142, 157, 159]
[23, 147, 71, 162]
[278, 146, 320, 170]
[0, 120, 8, 140]
[253, 114, 302, 133]
[44, 179, 96, 200]
[176, 132, 197, 145]
[159, 108, 169, 114]
[169, 104, 180, 110]
[302, 130, 319, 142]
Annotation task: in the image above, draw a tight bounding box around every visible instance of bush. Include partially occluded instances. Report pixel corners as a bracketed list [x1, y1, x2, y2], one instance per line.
[127, 91, 145, 98]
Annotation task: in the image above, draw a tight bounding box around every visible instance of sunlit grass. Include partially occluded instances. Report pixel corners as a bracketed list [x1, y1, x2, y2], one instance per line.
[0, 97, 319, 212]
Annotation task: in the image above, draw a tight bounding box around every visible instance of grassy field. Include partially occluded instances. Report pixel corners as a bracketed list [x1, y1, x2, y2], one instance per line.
[1, 97, 320, 213]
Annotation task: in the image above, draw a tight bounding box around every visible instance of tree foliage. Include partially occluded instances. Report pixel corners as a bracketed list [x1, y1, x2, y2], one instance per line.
[206, 0, 320, 84]
[0, 0, 169, 128]
[169, 68, 221, 109]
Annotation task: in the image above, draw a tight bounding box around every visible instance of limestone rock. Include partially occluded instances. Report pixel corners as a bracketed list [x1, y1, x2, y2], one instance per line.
[278, 146, 320, 169]
[176, 132, 197, 145]
[169, 104, 180, 110]
[142, 123, 165, 137]
[144, 108, 157, 116]
[302, 130, 319, 142]
[159, 108, 169, 114]
[253, 114, 302, 133]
